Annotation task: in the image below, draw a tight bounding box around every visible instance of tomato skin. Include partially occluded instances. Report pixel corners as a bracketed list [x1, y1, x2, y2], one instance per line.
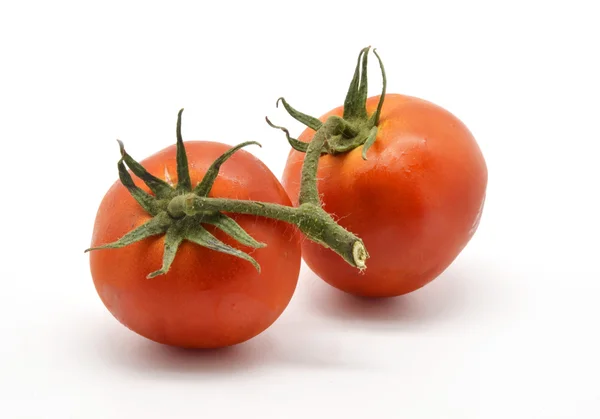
[90, 142, 301, 348]
[283, 94, 487, 297]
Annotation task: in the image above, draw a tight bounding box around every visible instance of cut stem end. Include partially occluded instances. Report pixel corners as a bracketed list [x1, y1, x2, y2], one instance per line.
[352, 241, 368, 270]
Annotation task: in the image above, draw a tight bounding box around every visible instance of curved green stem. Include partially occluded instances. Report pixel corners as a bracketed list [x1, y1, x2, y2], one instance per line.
[168, 194, 368, 270]
[298, 117, 340, 205]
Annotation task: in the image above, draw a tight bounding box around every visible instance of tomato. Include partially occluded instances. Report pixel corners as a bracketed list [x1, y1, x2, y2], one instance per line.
[90, 141, 301, 348]
[282, 94, 487, 297]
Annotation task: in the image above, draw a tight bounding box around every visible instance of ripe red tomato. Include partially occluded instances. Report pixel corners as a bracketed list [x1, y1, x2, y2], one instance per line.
[283, 94, 487, 297]
[90, 141, 301, 348]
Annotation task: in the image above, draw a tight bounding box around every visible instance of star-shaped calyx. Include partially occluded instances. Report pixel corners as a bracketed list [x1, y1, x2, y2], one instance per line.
[85, 109, 265, 278]
[266, 46, 387, 160]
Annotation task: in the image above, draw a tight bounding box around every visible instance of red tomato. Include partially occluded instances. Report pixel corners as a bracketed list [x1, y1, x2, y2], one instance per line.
[283, 94, 487, 297]
[90, 141, 301, 348]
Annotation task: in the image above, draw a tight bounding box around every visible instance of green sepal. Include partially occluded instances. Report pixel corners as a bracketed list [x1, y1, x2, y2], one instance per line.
[117, 156, 160, 216]
[117, 140, 174, 199]
[194, 141, 261, 196]
[343, 46, 370, 121]
[265, 117, 309, 153]
[361, 126, 379, 160]
[186, 223, 261, 272]
[175, 108, 192, 192]
[368, 49, 387, 127]
[85, 211, 172, 252]
[147, 223, 184, 278]
[203, 213, 266, 249]
[356, 46, 370, 118]
[276, 97, 322, 131]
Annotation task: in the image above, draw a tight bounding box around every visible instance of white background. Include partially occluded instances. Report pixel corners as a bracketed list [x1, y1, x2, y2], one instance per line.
[1, 1, 599, 418]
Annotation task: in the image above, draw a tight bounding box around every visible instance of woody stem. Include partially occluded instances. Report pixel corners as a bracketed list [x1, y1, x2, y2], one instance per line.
[298, 117, 340, 205]
[167, 195, 368, 269]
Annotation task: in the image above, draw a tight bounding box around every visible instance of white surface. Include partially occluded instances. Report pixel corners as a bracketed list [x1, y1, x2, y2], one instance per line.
[1, 1, 599, 418]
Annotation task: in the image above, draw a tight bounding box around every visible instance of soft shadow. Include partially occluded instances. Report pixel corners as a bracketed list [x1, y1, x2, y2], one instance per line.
[306, 264, 491, 329]
[95, 335, 274, 377]
[83, 314, 363, 376]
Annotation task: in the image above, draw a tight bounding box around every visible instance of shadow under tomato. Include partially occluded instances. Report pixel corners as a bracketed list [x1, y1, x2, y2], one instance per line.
[87, 313, 365, 376]
[104, 337, 274, 376]
[305, 263, 487, 329]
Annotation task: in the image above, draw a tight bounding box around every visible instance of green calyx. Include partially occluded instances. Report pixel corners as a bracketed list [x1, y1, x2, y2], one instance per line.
[268, 46, 387, 160]
[87, 109, 369, 278]
[86, 109, 267, 278]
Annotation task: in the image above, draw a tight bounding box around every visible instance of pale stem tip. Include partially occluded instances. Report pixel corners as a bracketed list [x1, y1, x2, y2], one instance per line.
[352, 241, 368, 270]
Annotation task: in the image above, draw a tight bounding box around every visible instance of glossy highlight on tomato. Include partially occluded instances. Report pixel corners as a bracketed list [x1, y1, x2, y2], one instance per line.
[90, 141, 301, 348]
[283, 94, 487, 297]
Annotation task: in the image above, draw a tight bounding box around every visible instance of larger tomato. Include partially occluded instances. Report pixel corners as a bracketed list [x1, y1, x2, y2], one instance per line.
[90, 141, 301, 348]
[283, 94, 487, 297]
